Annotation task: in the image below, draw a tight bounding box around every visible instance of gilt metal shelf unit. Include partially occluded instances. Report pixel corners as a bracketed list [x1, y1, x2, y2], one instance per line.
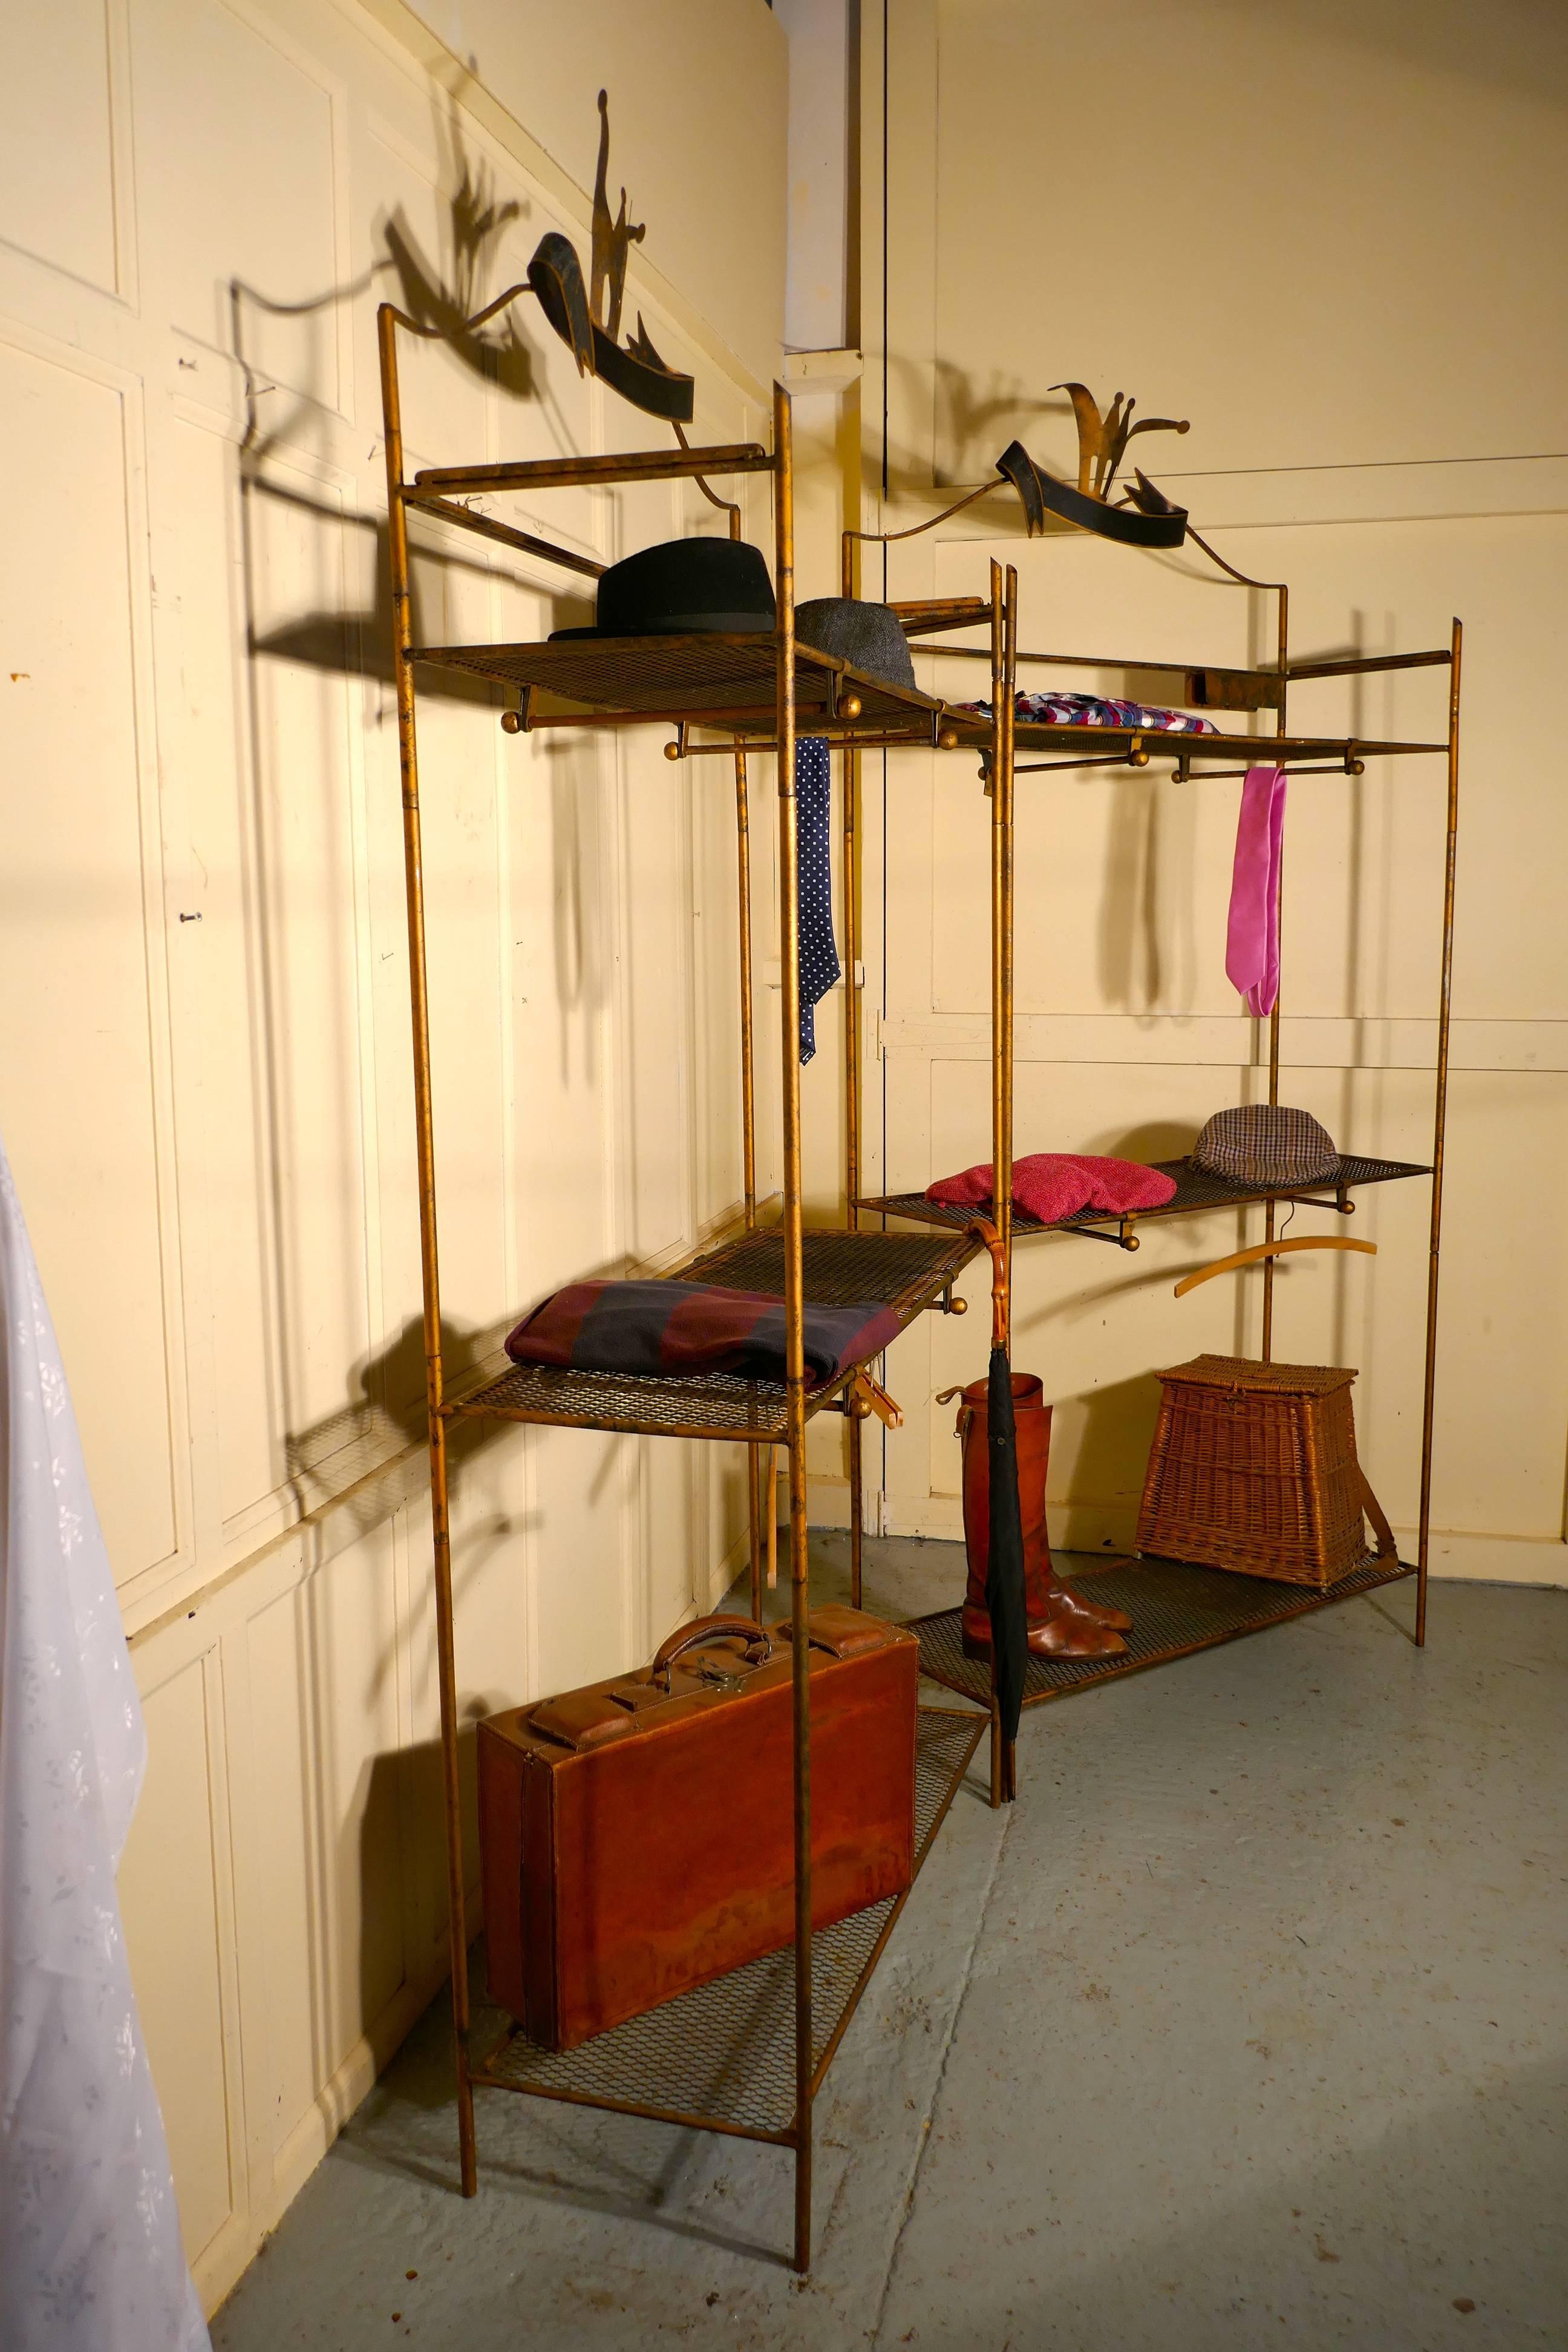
[374, 281, 1028, 2273]
[838, 521, 1461, 1781]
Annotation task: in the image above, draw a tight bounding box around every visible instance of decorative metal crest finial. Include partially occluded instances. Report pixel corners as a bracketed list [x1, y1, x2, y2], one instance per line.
[988, 383, 1192, 549]
[524, 92, 693, 422]
[590, 88, 646, 344]
[1050, 383, 1189, 500]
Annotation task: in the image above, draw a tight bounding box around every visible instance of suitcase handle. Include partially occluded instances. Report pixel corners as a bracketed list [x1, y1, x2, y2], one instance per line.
[650, 1615, 771, 1685]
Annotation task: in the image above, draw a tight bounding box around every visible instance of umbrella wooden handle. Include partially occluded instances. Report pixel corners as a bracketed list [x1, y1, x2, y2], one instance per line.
[1174, 1235, 1376, 1299]
[965, 1218, 1009, 1348]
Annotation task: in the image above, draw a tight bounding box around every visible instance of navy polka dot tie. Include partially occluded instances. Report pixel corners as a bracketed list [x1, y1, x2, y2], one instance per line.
[795, 736, 840, 1063]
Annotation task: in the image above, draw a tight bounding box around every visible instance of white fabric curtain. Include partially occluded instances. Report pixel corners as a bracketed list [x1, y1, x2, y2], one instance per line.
[0, 1137, 209, 2351]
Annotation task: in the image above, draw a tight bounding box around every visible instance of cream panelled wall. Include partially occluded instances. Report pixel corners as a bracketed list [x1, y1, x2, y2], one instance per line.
[0, 0, 785, 2311]
[853, 2, 1568, 1581]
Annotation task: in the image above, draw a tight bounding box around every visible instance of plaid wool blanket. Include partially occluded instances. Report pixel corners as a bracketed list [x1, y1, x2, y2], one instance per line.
[505, 1280, 902, 1388]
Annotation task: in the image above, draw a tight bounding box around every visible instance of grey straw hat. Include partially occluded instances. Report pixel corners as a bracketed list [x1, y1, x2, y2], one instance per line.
[1192, 1104, 1339, 1189]
[795, 598, 917, 693]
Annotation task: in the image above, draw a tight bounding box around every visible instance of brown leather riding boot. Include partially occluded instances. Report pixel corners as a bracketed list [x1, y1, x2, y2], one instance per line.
[946, 1373, 1128, 1661]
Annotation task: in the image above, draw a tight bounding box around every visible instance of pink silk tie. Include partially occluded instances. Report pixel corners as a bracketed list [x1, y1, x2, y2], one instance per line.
[1226, 765, 1287, 1016]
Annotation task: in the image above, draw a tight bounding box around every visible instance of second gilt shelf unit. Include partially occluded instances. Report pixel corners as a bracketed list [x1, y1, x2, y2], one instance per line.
[835, 513, 1460, 1780]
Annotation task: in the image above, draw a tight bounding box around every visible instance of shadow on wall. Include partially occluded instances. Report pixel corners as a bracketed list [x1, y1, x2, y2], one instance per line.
[354, 1726, 500, 2126]
[872, 353, 1065, 533]
[1099, 773, 1171, 1012]
[1094, 1117, 1200, 1164]
[234, 82, 589, 693]
[220, 78, 621, 1549]
[280, 1290, 642, 1558]
[1050, 1370, 1165, 1549]
[931, 358, 1064, 487]
[278, 1313, 535, 1604]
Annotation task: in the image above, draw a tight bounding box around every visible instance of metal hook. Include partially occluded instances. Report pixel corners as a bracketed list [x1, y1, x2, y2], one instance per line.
[499, 685, 535, 736]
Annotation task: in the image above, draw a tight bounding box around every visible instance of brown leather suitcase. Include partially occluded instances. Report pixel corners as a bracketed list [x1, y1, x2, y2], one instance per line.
[477, 1606, 918, 2050]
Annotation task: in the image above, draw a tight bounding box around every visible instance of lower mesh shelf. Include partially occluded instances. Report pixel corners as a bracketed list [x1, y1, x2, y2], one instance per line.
[446, 1227, 978, 1443]
[913, 1550, 1415, 1710]
[472, 1707, 984, 2140]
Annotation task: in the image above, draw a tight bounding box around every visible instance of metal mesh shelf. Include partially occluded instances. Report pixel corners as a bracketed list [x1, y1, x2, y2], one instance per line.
[945, 718, 1446, 768]
[687, 1226, 977, 1316]
[414, 633, 946, 737]
[471, 1707, 985, 2139]
[860, 1153, 1430, 1243]
[445, 1226, 977, 1442]
[447, 1360, 797, 1442]
[913, 1551, 1415, 1713]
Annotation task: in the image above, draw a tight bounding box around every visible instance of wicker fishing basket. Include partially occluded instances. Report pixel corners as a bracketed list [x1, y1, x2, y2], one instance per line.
[1135, 1354, 1396, 1589]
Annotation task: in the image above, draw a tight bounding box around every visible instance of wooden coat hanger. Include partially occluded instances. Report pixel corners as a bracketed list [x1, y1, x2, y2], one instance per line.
[1174, 1234, 1376, 1299]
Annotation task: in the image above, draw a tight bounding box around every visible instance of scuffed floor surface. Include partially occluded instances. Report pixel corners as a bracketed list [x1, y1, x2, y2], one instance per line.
[211, 1553, 1567, 2351]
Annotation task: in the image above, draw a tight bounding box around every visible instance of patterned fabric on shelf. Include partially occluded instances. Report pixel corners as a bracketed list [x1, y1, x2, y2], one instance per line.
[962, 691, 1218, 734]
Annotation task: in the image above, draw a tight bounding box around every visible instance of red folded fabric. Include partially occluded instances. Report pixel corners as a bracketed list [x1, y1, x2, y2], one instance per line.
[925, 1152, 1177, 1225]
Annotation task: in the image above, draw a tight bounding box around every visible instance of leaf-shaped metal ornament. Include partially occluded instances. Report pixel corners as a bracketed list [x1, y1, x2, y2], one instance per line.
[1094, 393, 1127, 496]
[592, 308, 695, 423]
[1123, 416, 1190, 453]
[1049, 381, 1103, 495]
[1124, 468, 1182, 515]
[995, 440, 1048, 535]
[626, 314, 665, 368]
[528, 232, 594, 374]
[1103, 395, 1143, 494]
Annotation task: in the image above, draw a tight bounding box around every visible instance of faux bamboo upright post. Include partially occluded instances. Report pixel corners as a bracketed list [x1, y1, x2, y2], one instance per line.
[1261, 583, 1289, 1363]
[985, 562, 1019, 1806]
[1416, 618, 1463, 1646]
[733, 738, 765, 1621]
[377, 301, 478, 2195]
[842, 520, 865, 1609]
[769, 383, 816, 2272]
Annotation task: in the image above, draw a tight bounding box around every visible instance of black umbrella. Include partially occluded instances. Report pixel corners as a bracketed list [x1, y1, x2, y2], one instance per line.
[972, 1223, 1027, 1800]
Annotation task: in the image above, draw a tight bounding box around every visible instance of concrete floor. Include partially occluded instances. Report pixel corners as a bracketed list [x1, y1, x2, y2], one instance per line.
[212, 1542, 1567, 2351]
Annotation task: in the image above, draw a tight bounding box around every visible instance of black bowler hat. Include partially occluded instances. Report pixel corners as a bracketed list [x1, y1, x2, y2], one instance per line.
[795, 598, 916, 692]
[550, 537, 776, 639]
